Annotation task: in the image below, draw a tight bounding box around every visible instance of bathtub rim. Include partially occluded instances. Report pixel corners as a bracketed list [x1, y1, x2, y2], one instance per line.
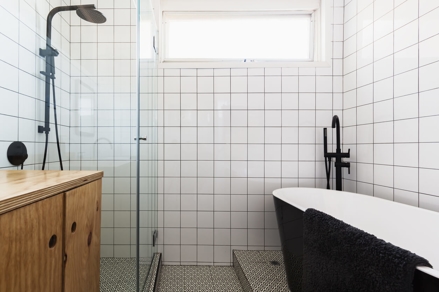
[273, 187, 439, 279]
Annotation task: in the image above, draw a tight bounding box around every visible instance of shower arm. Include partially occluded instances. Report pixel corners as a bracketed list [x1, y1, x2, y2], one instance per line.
[46, 5, 95, 44]
[38, 4, 96, 136]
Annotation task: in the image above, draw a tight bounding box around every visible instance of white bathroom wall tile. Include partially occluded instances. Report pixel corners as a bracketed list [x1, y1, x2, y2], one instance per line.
[394, 166, 418, 192]
[198, 77, 214, 93]
[231, 76, 247, 93]
[198, 69, 214, 76]
[374, 100, 393, 123]
[420, 116, 439, 142]
[316, 76, 333, 92]
[374, 33, 393, 61]
[394, 119, 418, 143]
[420, 143, 439, 170]
[374, 11, 393, 41]
[394, 189, 418, 207]
[419, 168, 439, 196]
[374, 165, 393, 188]
[164, 77, 180, 93]
[419, 0, 439, 16]
[357, 104, 373, 125]
[356, 144, 373, 163]
[374, 144, 393, 165]
[374, 56, 393, 82]
[419, 34, 439, 66]
[344, 17, 357, 40]
[374, 78, 393, 102]
[248, 68, 264, 76]
[419, 7, 439, 42]
[419, 61, 439, 92]
[394, 69, 418, 98]
[181, 77, 196, 93]
[299, 76, 316, 92]
[394, 19, 418, 51]
[394, 0, 418, 30]
[395, 143, 418, 167]
[394, 94, 418, 120]
[394, 45, 418, 75]
[374, 122, 393, 143]
[282, 76, 299, 92]
[214, 76, 231, 93]
[265, 93, 282, 109]
[419, 194, 439, 213]
[341, 0, 439, 216]
[265, 76, 281, 93]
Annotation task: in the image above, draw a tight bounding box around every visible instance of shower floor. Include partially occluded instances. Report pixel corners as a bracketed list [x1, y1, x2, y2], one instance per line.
[233, 250, 289, 292]
[157, 265, 243, 292]
[157, 250, 290, 292]
[100, 257, 151, 292]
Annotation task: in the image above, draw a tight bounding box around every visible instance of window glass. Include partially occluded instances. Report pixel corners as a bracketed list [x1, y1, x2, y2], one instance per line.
[165, 14, 313, 60]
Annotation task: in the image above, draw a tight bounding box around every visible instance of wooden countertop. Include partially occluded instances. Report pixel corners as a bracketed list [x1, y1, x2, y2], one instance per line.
[0, 170, 103, 215]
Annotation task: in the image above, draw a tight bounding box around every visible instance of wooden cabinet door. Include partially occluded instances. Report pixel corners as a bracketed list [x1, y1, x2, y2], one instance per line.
[64, 180, 102, 292]
[0, 195, 63, 292]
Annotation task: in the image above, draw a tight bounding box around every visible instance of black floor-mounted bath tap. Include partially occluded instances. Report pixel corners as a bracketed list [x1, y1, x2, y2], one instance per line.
[323, 115, 350, 191]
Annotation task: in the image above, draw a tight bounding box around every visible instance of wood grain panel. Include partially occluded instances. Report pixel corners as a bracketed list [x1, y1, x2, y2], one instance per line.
[0, 195, 63, 292]
[0, 171, 103, 215]
[64, 180, 102, 292]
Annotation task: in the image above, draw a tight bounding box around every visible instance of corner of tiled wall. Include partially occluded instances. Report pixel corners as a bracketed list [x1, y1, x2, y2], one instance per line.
[342, 0, 439, 212]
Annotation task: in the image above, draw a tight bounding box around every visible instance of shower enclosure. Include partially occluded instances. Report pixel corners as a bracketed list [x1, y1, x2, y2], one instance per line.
[33, 0, 158, 291]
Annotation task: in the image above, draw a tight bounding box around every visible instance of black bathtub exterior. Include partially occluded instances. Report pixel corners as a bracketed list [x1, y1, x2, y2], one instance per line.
[273, 196, 304, 292]
[273, 196, 439, 292]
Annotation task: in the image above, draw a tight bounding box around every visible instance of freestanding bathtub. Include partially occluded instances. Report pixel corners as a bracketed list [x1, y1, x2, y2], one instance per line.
[273, 188, 439, 292]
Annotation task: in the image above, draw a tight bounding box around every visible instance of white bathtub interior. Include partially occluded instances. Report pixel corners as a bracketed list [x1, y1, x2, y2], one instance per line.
[273, 187, 439, 279]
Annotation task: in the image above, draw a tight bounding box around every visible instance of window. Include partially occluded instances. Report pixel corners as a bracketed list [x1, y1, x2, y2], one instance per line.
[163, 13, 314, 62]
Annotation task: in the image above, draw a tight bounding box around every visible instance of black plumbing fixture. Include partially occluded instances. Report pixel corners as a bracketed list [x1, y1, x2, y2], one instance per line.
[323, 115, 350, 191]
[39, 5, 106, 171]
[7, 141, 28, 169]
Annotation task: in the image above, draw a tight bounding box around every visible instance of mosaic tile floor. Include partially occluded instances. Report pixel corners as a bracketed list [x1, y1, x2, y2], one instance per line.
[100, 257, 151, 292]
[233, 250, 289, 292]
[157, 265, 244, 292]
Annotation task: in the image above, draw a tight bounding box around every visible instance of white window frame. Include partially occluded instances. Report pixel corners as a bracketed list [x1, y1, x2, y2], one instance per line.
[158, 0, 332, 68]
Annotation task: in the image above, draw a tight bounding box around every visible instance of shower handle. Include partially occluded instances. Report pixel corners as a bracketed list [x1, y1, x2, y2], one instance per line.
[134, 137, 147, 141]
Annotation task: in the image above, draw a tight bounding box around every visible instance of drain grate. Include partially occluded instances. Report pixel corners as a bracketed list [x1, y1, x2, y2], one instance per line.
[270, 260, 281, 266]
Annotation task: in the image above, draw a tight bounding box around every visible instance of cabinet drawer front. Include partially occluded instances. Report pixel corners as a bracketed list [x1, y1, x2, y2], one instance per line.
[64, 180, 102, 292]
[0, 195, 63, 292]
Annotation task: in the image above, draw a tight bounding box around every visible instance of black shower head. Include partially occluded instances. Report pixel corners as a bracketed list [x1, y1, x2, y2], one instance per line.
[76, 6, 107, 24]
[45, 4, 107, 42]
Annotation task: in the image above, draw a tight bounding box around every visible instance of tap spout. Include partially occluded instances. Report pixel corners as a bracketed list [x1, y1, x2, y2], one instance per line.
[332, 115, 341, 153]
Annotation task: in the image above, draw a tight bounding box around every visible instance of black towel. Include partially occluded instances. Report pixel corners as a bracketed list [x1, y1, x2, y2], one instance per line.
[302, 208, 432, 292]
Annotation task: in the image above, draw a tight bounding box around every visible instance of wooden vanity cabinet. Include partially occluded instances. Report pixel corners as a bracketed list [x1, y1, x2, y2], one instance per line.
[0, 171, 103, 292]
[64, 180, 102, 292]
[0, 194, 64, 292]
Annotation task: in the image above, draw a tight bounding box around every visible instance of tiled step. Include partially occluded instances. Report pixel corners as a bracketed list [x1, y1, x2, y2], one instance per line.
[156, 265, 243, 291]
[233, 250, 290, 292]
